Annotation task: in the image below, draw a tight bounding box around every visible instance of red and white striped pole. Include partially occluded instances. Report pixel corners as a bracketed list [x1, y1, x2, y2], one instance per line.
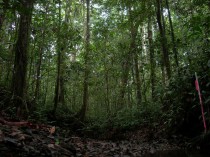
[195, 72, 207, 133]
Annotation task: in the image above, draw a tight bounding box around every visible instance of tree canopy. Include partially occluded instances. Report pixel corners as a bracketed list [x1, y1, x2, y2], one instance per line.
[0, 0, 210, 139]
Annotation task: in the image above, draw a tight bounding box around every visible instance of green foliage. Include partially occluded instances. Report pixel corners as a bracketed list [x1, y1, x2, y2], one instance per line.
[112, 108, 142, 129]
[28, 108, 48, 123]
[86, 102, 162, 133]
[113, 105, 161, 129]
[0, 46, 10, 61]
[161, 64, 210, 136]
[0, 0, 209, 142]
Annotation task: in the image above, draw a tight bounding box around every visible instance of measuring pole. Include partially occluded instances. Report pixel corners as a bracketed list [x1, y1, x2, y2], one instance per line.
[195, 72, 207, 133]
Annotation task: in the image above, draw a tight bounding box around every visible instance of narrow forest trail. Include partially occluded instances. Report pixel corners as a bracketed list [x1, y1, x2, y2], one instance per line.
[0, 119, 184, 157]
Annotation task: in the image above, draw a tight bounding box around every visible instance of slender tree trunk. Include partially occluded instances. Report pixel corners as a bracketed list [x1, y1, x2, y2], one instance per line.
[156, 0, 171, 79]
[148, 17, 156, 100]
[161, 61, 166, 85]
[34, 38, 44, 102]
[53, 0, 65, 115]
[119, 59, 130, 107]
[119, 6, 141, 107]
[131, 19, 142, 106]
[27, 39, 36, 94]
[78, 0, 90, 121]
[142, 67, 148, 103]
[11, 0, 34, 117]
[103, 35, 111, 113]
[104, 64, 110, 113]
[43, 59, 50, 106]
[134, 47, 142, 106]
[0, 14, 5, 31]
[69, 51, 77, 110]
[165, 0, 179, 69]
[105, 72, 110, 112]
[53, 1, 61, 114]
[34, 4, 49, 103]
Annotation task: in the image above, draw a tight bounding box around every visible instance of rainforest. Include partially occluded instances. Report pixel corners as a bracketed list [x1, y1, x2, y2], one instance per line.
[0, 0, 210, 156]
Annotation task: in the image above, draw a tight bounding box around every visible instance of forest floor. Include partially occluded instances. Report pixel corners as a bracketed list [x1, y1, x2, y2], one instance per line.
[0, 117, 189, 157]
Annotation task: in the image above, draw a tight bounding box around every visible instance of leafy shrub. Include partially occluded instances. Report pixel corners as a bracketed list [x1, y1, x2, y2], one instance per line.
[161, 64, 210, 137]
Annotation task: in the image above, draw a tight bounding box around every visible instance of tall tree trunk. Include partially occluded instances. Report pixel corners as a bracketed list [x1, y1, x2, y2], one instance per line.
[105, 72, 110, 111]
[11, 0, 34, 117]
[161, 61, 166, 86]
[156, 0, 171, 79]
[142, 66, 148, 103]
[53, 0, 65, 115]
[27, 35, 37, 93]
[78, 0, 90, 121]
[133, 43, 142, 106]
[43, 58, 50, 106]
[34, 36, 44, 102]
[103, 35, 111, 113]
[165, 0, 179, 69]
[119, 59, 130, 107]
[34, 4, 49, 103]
[0, 13, 4, 31]
[104, 62, 110, 113]
[119, 6, 141, 107]
[148, 17, 156, 100]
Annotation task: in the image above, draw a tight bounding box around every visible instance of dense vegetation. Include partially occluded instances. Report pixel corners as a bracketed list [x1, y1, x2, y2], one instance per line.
[0, 0, 210, 143]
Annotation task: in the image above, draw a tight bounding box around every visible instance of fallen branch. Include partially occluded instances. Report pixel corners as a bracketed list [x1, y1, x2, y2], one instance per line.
[0, 118, 29, 127]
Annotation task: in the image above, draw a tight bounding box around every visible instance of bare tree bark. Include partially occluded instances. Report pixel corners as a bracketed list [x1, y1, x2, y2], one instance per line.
[11, 0, 34, 117]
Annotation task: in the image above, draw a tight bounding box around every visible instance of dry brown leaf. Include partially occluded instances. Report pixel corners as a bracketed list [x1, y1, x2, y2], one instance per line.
[48, 144, 55, 149]
[18, 135, 25, 140]
[49, 126, 56, 135]
[10, 131, 21, 137]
